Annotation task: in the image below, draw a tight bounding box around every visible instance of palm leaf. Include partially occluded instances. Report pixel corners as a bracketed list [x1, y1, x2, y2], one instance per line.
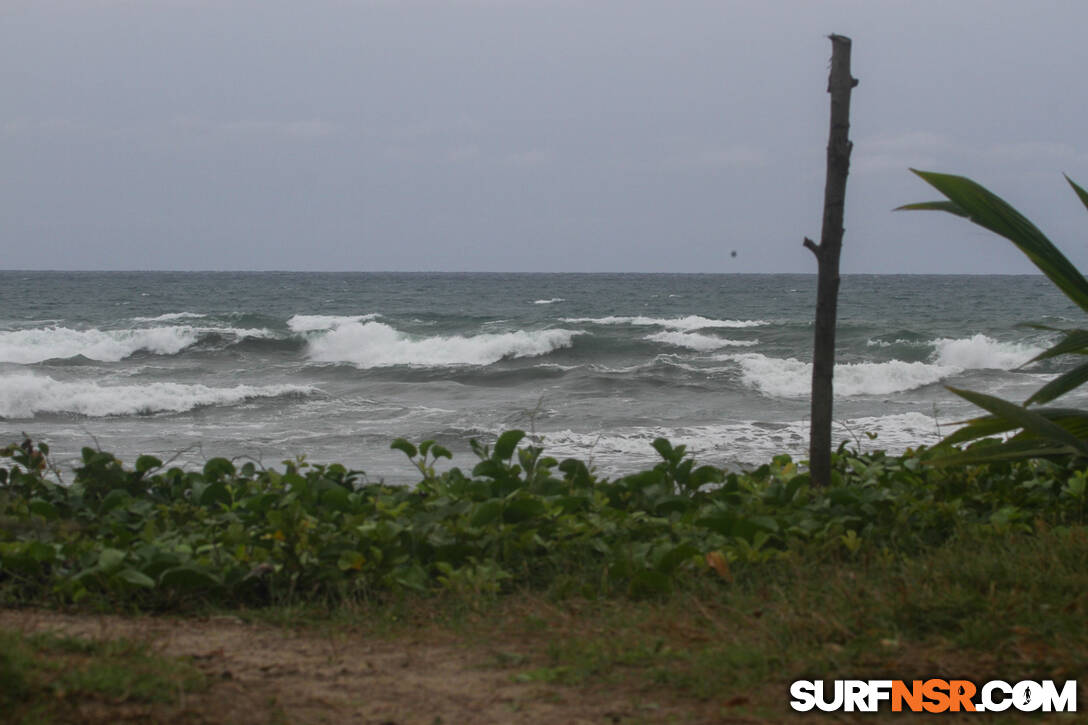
[1067, 175, 1088, 213]
[895, 200, 969, 217]
[901, 170, 1088, 313]
[1024, 360, 1088, 406]
[940, 415, 1020, 445]
[926, 439, 1074, 467]
[941, 406, 1088, 444]
[1025, 329, 1088, 363]
[945, 387, 1088, 454]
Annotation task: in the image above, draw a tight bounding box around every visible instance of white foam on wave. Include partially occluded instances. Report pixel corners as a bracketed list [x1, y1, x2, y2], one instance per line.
[645, 330, 758, 351]
[533, 298, 565, 305]
[931, 333, 1043, 369]
[721, 353, 955, 397]
[560, 315, 766, 330]
[528, 411, 949, 473]
[866, 338, 926, 348]
[0, 326, 201, 364]
[305, 321, 582, 367]
[0, 373, 316, 418]
[0, 324, 280, 364]
[131, 312, 207, 322]
[718, 334, 1045, 398]
[287, 314, 381, 332]
[588, 355, 731, 375]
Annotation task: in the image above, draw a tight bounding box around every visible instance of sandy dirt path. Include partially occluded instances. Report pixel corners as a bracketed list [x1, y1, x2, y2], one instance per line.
[1, 608, 732, 725]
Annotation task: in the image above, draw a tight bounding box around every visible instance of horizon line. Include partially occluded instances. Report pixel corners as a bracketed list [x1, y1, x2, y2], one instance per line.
[0, 269, 1048, 276]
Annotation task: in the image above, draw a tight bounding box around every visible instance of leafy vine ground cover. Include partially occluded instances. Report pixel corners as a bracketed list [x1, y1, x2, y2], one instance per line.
[1, 433, 1086, 722]
[1, 431, 1085, 608]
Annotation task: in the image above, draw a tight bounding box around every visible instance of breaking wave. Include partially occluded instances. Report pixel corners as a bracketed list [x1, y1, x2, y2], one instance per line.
[645, 331, 759, 351]
[931, 333, 1043, 369]
[304, 321, 582, 368]
[286, 314, 381, 332]
[531, 411, 947, 472]
[719, 334, 1044, 398]
[0, 373, 315, 418]
[560, 315, 767, 330]
[0, 325, 278, 364]
[131, 312, 208, 322]
[0, 326, 202, 364]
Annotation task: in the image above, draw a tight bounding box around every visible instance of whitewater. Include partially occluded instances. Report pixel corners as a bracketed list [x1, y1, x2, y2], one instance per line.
[0, 272, 1077, 483]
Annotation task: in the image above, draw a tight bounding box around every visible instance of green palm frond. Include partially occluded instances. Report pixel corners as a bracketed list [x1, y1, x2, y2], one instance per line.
[900, 170, 1088, 313]
[902, 171, 1088, 463]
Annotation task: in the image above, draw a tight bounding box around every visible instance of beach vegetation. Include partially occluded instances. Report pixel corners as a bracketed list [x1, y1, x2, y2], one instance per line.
[2, 434, 1086, 721]
[1, 433, 1085, 610]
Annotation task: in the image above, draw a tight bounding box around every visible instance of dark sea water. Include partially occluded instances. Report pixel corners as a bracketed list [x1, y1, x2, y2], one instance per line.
[0, 272, 1078, 483]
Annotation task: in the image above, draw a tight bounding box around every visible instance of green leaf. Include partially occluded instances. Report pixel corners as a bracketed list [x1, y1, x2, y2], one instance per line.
[392, 563, 429, 592]
[135, 455, 162, 473]
[390, 438, 417, 459]
[160, 566, 222, 590]
[904, 170, 1088, 312]
[1025, 360, 1088, 406]
[689, 465, 725, 488]
[98, 548, 127, 572]
[198, 481, 231, 507]
[202, 457, 235, 480]
[654, 542, 700, 575]
[653, 495, 692, 515]
[493, 430, 526, 461]
[320, 485, 351, 512]
[894, 200, 969, 216]
[471, 459, 504, 480]
[99, 488, 130, 513]
[940, 407, 1088, 445]
[1025, 329, 1088, 364]
[926, 440, 1072, 467]
[25, 541, 56, 563]
[470, 501, 502, 527]
[116, 568, 156, 589]
[28, 498, 58, 521]
[336, 551, 366, 572]
[1067, 175, 1088, 214]
[501, 496, 547, 524]
[946, 387, 1088, 454]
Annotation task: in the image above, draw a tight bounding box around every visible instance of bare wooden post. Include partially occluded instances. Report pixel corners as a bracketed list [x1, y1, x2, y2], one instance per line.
[804, 34, 857, 487]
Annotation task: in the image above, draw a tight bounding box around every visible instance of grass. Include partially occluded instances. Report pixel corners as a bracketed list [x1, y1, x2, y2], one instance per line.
[0, 526, 1081, 722]
[0, 629, 207, 725]
[212, 524, 1087, 721]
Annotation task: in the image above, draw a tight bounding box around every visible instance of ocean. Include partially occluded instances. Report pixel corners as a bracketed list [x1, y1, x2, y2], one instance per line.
[0, 272, 1078, 484]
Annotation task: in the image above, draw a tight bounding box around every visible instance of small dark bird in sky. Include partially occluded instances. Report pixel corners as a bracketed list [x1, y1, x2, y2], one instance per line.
[730, 250, 737, 258]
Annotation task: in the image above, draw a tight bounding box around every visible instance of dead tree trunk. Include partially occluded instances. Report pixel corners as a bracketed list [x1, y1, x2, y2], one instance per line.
[804, 34, 857, 487]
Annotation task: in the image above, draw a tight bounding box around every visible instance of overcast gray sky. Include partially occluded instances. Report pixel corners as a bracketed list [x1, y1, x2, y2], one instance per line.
[3, 0, 1087, 273]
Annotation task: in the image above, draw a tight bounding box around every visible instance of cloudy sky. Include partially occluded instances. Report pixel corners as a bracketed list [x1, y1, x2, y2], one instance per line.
[3, 0, 1087, 273]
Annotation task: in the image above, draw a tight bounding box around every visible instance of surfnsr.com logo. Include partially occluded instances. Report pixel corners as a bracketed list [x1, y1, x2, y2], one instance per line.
[790, 679, 1078, 713]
